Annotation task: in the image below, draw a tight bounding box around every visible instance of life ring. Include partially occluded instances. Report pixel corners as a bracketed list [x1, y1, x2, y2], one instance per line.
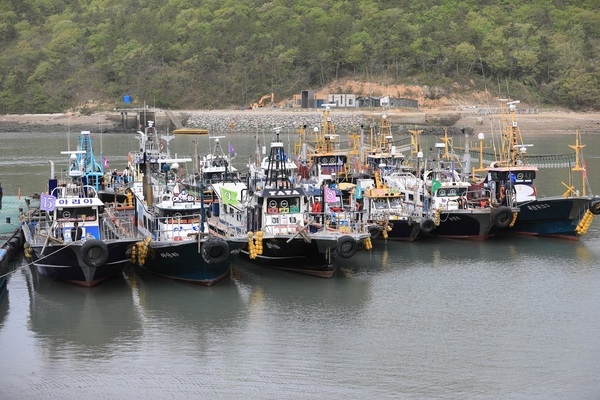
[80, 239, 109, 268]
[492, 206, 513, 229]
[336, 235, 358, 259]
[420, 218, 436, 234]
[499, 185, 506, 200]
[201, 237, 230, 264]
[369, 226, 381, 239]
[590, 199, 600, 215]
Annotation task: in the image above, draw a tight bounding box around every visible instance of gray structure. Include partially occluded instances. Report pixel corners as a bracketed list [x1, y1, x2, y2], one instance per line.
[357, 96, 418, 108]
[301, 90, 318, 108]
[328, 94, 357, 108]
[381, 96, 419, 108]
[357, 96, 381, 108]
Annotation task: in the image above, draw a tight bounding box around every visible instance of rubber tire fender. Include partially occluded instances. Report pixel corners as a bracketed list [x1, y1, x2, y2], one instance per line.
[201, 237, 230, 264]
[492, 206, 513, 229]
[80, 239, 109, 268]
[420, 218, 436, 234]
[590, 199, 600, 215]
[336, 235, 358, 259]
[368, 225, 381, 239]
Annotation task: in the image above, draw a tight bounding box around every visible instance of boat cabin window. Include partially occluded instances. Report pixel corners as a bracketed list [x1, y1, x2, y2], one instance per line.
[266, 197, 300, 214]
[57, 207, 97, 222]
[204, 172, 224, 182]
[489, 170, 536, 182]
[390, 198, 402, 209]
[159, 211, 197, 222]
[436, 188, 466, 197]
[512, 171, 535, 181]
[374, 198, 388, 210]
[319, 156, 346, 165]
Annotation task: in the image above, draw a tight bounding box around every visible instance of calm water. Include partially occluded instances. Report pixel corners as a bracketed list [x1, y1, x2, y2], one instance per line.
[1, 128, 600, 399]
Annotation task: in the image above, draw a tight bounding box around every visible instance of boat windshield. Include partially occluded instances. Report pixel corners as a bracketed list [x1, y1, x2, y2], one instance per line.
[390, 198, 403, 209]
[267, 197, 301, 214]
[56, 207, 97, 222]
[437, 188, 467, 197]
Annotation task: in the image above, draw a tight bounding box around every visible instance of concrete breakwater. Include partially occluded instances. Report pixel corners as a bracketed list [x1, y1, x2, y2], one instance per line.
[183, 110, 369, 133]
[181, 109, 466, 135]
[0, 109, 468, 135]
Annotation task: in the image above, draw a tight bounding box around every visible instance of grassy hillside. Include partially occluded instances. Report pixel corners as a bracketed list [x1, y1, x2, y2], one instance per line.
[0, 0, 598, 113]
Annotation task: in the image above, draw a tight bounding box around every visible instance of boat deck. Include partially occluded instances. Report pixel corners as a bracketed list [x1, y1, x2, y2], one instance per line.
[0, 195, 37, 240]
[1, 195, 38, 282]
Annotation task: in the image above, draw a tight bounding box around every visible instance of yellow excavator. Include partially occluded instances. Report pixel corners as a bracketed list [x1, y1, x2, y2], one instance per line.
[250, 92, 274, 109]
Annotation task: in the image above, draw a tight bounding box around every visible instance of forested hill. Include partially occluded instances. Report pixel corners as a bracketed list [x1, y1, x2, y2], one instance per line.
[1, 0, 599, 113]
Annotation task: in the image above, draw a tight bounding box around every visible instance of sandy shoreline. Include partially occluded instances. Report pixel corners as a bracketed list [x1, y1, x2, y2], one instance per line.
[1, 109, 599, 135]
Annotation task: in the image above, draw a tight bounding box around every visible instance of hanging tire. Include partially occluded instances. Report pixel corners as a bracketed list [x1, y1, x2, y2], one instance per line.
[369, 226, 381, 239]
[590, 199, 600, 215]
[8, 237, 20, 251]
[420, 218, 435, 234]
[492, 206, 513, 229]
[336, 235, 358, 259]
[201, 237, 230, 264]
[80, 239, 109, 268]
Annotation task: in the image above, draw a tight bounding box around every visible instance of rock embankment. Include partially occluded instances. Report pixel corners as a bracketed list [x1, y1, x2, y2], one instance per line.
[2, 109, 596, 136]
[183, 110, 367, 133]
[181, 109, 467, 135]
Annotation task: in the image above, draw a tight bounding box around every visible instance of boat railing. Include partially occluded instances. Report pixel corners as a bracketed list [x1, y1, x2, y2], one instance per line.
[24, 217, 104, 246]
[51, 184, 99, 199]
[102, 207, 140, 240]
[466, 187, 492, 208]
[308, 210, 368, 234]
[215, 210, 249, 237]
[153, 213, 204, 242]
[25, 219, 56, 246]
[104, 178, 132, 193]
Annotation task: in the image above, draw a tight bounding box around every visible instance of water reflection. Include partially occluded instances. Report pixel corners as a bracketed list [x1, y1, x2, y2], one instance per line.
[25, 266, 142, 358]
[127, 267, 247, 346]
[232, 259, 373, 320]
[0, 284, 8, 328]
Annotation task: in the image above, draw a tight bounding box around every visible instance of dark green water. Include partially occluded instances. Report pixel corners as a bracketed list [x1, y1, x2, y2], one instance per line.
[1, 128, 600, 399]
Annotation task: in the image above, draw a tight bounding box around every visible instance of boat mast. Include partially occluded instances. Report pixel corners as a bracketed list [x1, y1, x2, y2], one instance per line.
[264, 128, 292, 190]
[498, 100, 529, 167]
[568, 130, 588, 196]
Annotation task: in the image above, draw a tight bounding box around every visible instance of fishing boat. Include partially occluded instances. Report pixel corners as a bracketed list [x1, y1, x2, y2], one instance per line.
[173, 128, 208, 135]
[22, 182, 140, 287]
[404, 130, 518, 240]
[357, 171, 429, 242]
[362, 114, 410, 176]
[127, 133, 246, 285]
[1, 194, 33, 295]
[291, 105, 352, 186]
[21, 130, 141, 287]
[424, 175, 515, 240]
[210, 129, 370, 277]
[478, 100, 600, 239]
[182, 136, 240, 200]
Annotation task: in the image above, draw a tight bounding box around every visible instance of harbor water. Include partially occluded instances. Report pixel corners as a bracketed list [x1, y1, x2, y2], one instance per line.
[1, 129, 600, 399]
